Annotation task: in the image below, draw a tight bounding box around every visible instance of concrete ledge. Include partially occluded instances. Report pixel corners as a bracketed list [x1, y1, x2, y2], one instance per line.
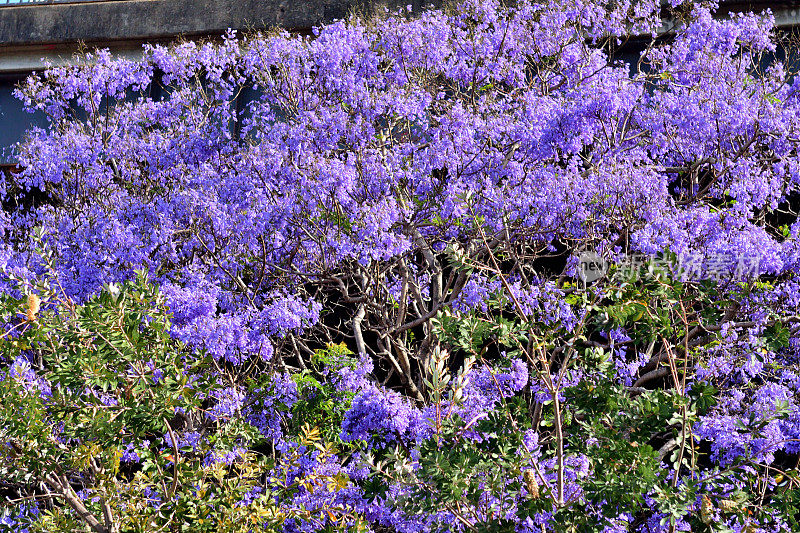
[1, 0, 798, 51]
[0, 42, 145, 71]
[0, 0, 437, 47]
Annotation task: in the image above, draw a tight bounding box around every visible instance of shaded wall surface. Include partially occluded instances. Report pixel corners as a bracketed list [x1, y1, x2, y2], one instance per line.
[0, 0, 440, 47]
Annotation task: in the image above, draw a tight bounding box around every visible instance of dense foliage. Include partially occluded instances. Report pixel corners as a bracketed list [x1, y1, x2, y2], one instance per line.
[2, 0, 800, 531]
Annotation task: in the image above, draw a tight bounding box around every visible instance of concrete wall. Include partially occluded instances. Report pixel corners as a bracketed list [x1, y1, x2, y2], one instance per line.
[0, 0, 437, 46]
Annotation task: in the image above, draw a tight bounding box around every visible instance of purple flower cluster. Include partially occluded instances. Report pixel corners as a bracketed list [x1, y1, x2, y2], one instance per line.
[5, 356, 51, 398]
[244, 373, 298, 448]
[341, 385, 425, 445]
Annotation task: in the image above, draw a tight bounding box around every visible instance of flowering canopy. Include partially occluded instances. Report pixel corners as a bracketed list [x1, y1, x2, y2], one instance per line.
[2, 0, 800, 531]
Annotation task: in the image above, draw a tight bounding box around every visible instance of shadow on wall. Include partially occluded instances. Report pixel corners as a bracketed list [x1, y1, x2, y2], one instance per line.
[0, 75, 47, 166]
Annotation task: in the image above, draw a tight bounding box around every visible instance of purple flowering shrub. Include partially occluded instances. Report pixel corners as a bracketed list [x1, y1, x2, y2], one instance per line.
[3, 0, 800, 531]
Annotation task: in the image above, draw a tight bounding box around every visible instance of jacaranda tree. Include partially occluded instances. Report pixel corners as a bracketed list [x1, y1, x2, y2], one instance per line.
[2, 0, 800, 530]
